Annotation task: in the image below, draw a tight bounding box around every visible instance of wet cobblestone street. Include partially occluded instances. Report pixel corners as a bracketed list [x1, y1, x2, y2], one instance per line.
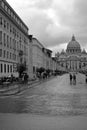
[0, 73, 87, 117]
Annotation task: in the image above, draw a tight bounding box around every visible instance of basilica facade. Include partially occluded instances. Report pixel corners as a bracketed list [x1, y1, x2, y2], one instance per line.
[56, 35, 87, 72]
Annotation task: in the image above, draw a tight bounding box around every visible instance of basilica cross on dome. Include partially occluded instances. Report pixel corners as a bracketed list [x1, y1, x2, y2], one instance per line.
[72, 35, 76, 41]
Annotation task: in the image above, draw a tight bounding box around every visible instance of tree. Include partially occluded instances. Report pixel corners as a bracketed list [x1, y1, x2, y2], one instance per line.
[17, 63, 27, 78]
[36, 67, 45, 75]
[46, 69, 51, 76]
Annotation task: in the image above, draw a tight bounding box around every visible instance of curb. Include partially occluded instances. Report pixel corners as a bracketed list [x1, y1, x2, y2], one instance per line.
[0, 76, 56, 97]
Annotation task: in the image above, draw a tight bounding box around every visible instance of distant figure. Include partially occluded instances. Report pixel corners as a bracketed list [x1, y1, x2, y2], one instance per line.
[73, 74, 76, 85]
[69, 73, 72, 84]
[11, 74, 14, 83]
[85, 74, 87, 84]
[24, 73, 28, 82]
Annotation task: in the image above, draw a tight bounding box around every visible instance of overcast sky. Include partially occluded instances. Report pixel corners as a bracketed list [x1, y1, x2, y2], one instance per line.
[7, 0, 87, 55]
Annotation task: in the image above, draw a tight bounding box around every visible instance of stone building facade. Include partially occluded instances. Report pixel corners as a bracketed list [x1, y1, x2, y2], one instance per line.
[0, 0, 58, 78]
[32, 37, 44, 74]
[56, 35, 87, 72]
[0, 0, 31, 77]
[32, 37, 57, 76]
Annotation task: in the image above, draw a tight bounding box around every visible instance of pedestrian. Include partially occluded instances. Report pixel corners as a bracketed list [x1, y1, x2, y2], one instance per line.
[11, 74, 13, 83]
[24, 73, 29, 82]
[69, 73, 72, 85]
[73, 74, 76, 85]
[85, 74, 87, 84]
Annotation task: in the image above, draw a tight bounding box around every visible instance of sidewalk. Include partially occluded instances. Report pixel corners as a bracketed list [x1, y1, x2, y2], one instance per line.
[0, 76, 56, 96]
[0, 113, 87, 130]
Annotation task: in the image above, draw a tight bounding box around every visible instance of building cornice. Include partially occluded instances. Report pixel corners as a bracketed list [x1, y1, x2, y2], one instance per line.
[32, 38, 44, 48]
[0, 0, 29, 37]
[3, 0, 28, 30]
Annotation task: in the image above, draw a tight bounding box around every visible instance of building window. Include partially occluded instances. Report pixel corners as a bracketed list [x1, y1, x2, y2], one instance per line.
[14, 40, 16, 50]
[0, 17, 3, 25]
[15, 54, 16, 60]
[5, 5, 7, 11]
[17, 55, 19, 61]
[20, 43, 21, 49]
[10, 65, 12, 73]
[4, 20, 6, 28]
[10, 25, 12, 33]
[1, 1, 4, 8]
[7, 64, 9, 73]
[10, 37, 11, 49]
[0, 49, 2, 57]
[79, 63, 81, 68]
[8, 9, 10, 15]
[10, 52, 11, 59]
[7, 35, 9, 48]
[17, 42, 19, 51]
[11, 12, 13, 17]
[7, 7, 8, 13]
[83, 63, 86, 67]
[7, 23, 9, 30]
[4, 64, 6, 73]
[13, 28, 14, 35]
[33, 66, 35, 73]
[12, 54, 16, 61]
[7, 51, 9, 59]
[12, 54, 13, 60]
[13, 39, 14, 49]
[17, 32, 18, 38]
[3, 33, 6, 46]
[0, 31, 2, 44]
[1, 64, 3, 73]
[3, 50, 6, 58]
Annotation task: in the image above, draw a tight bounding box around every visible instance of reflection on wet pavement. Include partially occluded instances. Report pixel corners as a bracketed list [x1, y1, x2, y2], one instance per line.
[0, 73, 87, 117]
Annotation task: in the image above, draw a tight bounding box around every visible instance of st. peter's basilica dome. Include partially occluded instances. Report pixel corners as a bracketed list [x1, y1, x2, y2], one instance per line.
[66, 35, 81, 54]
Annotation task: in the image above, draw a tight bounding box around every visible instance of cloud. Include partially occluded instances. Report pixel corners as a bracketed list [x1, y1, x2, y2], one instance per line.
[49, 43, 67, 56]
[6, 0, 87, 53]
[34, 0, 53, 9]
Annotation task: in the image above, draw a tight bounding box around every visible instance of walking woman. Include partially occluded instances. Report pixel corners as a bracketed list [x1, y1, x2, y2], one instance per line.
[73, 74, 76, 85]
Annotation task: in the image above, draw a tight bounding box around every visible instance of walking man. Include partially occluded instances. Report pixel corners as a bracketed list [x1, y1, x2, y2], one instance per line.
[69, 73, 72, 85]
[73, 74, 76, 85]
[85, 74, 87, 84]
